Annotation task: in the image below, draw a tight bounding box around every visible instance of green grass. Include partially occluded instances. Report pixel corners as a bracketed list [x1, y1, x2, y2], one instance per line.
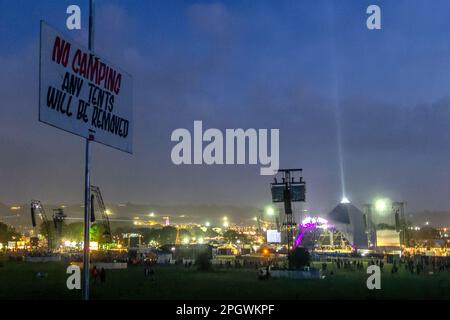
[0, 260, 449, 300]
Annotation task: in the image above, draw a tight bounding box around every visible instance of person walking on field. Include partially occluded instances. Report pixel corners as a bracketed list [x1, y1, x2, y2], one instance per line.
[144, 263, 149, 277]
[144, 260, 151, 278]
[91, 266, 98, 284]
[100, 267, 106, 283]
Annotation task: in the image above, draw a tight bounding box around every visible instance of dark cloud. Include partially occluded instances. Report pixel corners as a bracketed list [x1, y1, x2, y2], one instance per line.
[0, 1, 450, 218]
[186, 3, 233, 37]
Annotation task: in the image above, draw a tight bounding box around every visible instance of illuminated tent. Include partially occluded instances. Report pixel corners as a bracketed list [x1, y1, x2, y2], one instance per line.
[327, 203, 369, 249]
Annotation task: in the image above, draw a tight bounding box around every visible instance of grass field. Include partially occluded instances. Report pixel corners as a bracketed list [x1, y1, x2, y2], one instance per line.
[0, 260, 449, 300]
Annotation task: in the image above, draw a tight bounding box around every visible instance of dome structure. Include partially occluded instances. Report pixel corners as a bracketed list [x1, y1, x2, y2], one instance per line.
[327, 202, 369, 249]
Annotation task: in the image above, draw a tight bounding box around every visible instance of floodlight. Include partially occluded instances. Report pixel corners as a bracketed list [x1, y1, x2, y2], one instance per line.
[265, 206, 275, 216]
[374, 198, 394, 218]
[375, 199, 388, 212]
[341, 196, 350, 204]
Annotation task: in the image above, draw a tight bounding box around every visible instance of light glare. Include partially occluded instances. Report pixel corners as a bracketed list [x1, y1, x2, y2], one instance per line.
[341, 196, 350, 204]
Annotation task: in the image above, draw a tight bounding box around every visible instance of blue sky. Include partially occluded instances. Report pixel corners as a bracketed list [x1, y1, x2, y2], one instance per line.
[0, 0, 450, 217]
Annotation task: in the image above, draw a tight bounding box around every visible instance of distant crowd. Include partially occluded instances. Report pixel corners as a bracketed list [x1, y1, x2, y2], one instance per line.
[320, 254, 450, 276]
[69, 251, 128, 263]
[400, 254, 450, 275]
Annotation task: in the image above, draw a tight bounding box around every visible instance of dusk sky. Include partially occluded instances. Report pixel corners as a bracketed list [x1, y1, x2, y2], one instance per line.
[0, 0, 450, 216]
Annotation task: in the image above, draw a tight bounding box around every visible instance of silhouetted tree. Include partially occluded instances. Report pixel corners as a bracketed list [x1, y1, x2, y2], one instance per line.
[195, 251, 212, 271]
[288, 247, 310, 269]
[64, 222, 84, 242]
[160, 226, 177, 244]
[0, 222, 20, 243]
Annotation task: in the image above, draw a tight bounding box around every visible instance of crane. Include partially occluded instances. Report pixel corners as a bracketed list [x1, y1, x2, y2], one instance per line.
[90, 186, 112, 243]
[30, 200, 52, 251]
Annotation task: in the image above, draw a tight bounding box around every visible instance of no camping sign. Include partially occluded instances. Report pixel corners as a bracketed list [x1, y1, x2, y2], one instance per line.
[39, 21, 133, 153]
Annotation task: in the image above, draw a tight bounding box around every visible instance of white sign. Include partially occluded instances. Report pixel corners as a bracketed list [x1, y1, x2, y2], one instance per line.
[39, 21, 133, 153]
[266, 230, 281, 243]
